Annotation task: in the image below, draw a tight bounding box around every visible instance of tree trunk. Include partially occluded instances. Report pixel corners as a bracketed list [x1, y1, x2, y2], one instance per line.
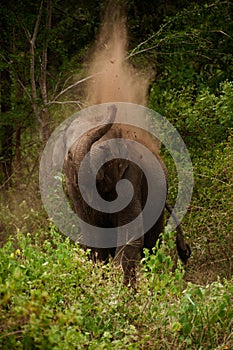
[39, 0, 52, 143]
[29, 0, 52, 146]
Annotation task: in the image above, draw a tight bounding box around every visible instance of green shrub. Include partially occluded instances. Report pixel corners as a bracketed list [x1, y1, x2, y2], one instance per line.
[149, 80, 233, 154]
[0, 227, 232, 349]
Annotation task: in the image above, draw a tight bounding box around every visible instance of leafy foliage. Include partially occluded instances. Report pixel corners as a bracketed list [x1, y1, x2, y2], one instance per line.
[0, 229, 232, 349]
[150, 81, 233, 153]
[129, 0, 233, 91]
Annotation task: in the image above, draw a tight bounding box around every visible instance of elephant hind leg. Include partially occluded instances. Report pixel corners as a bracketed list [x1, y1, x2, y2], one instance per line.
[114, 237, 143, 287]
[90, 248, 110, 263]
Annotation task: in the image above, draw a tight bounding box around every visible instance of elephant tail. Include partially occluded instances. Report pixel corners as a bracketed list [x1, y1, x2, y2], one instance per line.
[165, 202, 191, 264]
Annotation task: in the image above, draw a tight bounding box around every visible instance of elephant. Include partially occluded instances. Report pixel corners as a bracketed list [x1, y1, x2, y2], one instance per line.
[63, 104, 191, 286]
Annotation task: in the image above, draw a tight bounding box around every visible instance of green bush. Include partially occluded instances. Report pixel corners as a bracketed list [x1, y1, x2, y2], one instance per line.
[0, 228, 232, 349]
[149, 80, 233, 153]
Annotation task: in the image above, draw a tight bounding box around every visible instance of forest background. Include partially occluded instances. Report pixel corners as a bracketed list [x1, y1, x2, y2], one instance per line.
[0, 0, 233, 349]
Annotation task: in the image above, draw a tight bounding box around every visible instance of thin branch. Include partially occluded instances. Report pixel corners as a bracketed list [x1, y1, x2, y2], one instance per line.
[126, 18, 172, 59]
[0, 330, 23, 340]
[0, 172, 15, 190]
[31, 0, 44, 46]
[13, 12, 31, 43]
[21, 23, 31, 43]
[52, 72, 102, 101]
[200, 256, 233, 267]
[126, 33, 198, 59]
[196, 173, 232, 186]
[50, 72, 65, 99]
[43, 100, 84, 108]
[208, 1, 233, 8]
[210, 30, 233, 40]
[61, 75, 76, 93]
[16, 77, 32, 101]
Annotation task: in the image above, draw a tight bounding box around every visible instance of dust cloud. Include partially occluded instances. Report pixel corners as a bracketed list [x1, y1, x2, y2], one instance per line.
[85, 2, 152, 106]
